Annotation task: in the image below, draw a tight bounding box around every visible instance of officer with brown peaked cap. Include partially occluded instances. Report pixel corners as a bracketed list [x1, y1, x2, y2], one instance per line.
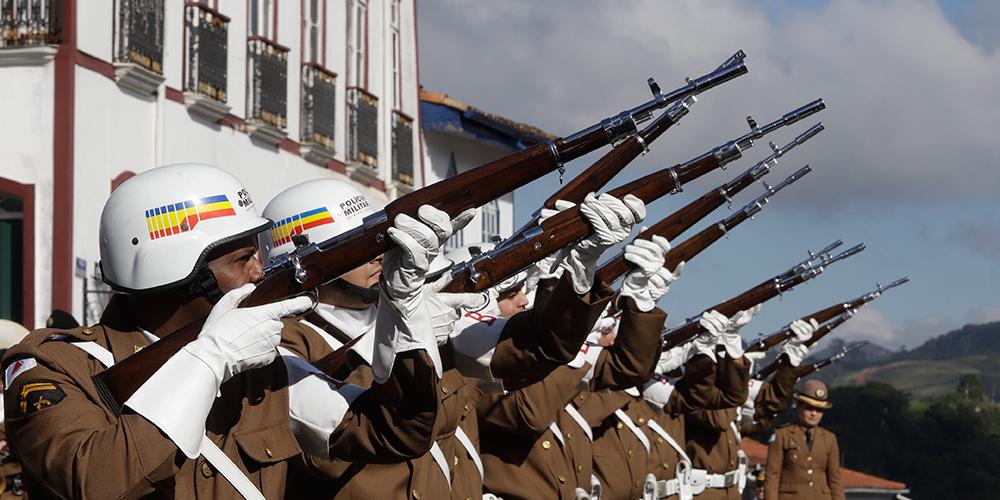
[764, 379, 844, 500]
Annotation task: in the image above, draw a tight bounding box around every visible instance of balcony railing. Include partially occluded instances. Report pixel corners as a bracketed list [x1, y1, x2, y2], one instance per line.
[116, 0, 164, 74]
[247, 36, 288, 131]
[1, 0, 62, 48]
[392, 111, 414, 187]
[348, 87, 378, 168]
[185, 3, 227, 103]
[301, 63, 336, 153]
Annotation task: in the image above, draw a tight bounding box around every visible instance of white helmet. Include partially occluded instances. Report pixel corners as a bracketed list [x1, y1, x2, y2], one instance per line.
[444, 242, 527, 294]
[261, 179, 378, 265]
[0, 320, 29, 350]
[99, 163, 270, 293]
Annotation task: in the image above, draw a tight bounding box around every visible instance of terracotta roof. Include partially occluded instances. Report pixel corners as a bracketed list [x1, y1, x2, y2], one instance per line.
[741, 437, 908, 491]
[419, 90, 556, 141]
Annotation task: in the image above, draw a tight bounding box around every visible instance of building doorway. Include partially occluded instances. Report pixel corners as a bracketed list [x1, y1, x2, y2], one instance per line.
[0, 193, 24, 323]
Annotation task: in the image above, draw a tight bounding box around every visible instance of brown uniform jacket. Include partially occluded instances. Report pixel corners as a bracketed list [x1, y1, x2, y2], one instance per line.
[740, 355, 799, 435]
[765, 424, 844, 500]
[684, 355, 752, 500]
[2, 296, 437, 499]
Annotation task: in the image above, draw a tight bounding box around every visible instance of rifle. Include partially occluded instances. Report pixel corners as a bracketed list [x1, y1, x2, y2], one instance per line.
[92, 54, 748, 411]
[746, 277, 909, 354]
[795, 341, 869, 377]
[504, 98, 826, 248]
[661, 242, 865, 350]
[753, 312, 858, 380]
[445, 117, 824, 295]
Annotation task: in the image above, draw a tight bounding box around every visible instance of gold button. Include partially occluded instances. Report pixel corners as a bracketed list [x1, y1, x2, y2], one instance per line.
[635, 480, 641, 488]
[265, 447, 273, 458]
[558, 475, 566, 483]
[453, 456, 459, 466]
[807, 456, 813, 461]
[656, 437, 663, 444]
[577, 465, 583, 472]
[808, 481, 814, 487]
[807, 469, 813, 475]
[201, 461, 214, 477]
[441, 386, 449, 394]
[542, 440, 552, 450]
[464, 404, 469, 411]
[638, 417, 645, 424]
[82, 327, 93, 335]
[627, 450, 633, 457]
[567, 431, 573, 439]
[617, 422, 623, 429]
[662, 462, 669, 469]
[412, 489, 421, 499]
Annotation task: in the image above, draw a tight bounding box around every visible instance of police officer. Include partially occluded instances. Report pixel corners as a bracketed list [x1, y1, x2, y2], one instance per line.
[2, 163, 454, 498]
[764, 379, 844, 500]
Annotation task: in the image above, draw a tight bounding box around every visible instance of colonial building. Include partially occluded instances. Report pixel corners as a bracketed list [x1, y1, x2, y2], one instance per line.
[0, 0, 422, 327]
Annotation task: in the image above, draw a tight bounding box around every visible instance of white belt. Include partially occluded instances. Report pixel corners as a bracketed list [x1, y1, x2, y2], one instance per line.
[455, 426, 484, 479]
[688, 468, 739, 495]
[564, 403, 593, 441]
[429, 442, 452, 489]
[614, 409, 650, 453]
[71, 341, 264, 500]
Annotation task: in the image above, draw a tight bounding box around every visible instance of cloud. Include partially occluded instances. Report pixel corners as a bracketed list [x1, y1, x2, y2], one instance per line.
[418, 0, 1000, 212]
[966, 304, 1000, 324]
[951, 222, 1000, 261]
[831, 306, 957, 349]
[942, 0, 1000, 52]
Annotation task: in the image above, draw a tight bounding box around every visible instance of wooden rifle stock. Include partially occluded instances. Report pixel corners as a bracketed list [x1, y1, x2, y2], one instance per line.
[92, 126, 613, 411]
[753, 320, 843, 380]
[440, 146, 727, 294]
[793, 341, 868, 377]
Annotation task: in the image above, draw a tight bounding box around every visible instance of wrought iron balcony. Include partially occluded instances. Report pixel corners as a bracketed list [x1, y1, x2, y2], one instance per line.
[0, 0, 62, 48]
[247, 36, 288, 144]
[348, 87, 378, 169]
[116, 0, 163, 73]
[392, 111, 414, 187]
[300, 63, 336, 162]
[183, 2, 228, 121]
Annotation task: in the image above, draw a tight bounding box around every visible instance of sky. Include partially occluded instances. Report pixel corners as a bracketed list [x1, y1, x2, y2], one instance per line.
[418, 0, 1000, 350]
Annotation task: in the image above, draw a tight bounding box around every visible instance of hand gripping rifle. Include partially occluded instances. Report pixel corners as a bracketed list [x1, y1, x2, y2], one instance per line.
[746, 277, 910, 354]
[661, 242, 866, 350]
[795, 341, 869, 377]
[91, 54, 748, 412]
[443, 110, 824, 294]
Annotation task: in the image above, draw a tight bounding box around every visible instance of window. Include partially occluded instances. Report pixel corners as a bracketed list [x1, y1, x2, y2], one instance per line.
[0, 0, 62, 48]
[390, 0, 402, 109]
[249, 0, 274, 39]
[302, 0, 324, 64]
[481, 199, 500, 243]
[185, 3, 228, 103]
[392, 111, 413, 186]
[346, 0, 366, 89]
[347, 87, 378, 167]
[302, 64, 336, 152]
[115, 0, 164, 73]
[0, 193, 23, 323]
[247, 37, 288, 130]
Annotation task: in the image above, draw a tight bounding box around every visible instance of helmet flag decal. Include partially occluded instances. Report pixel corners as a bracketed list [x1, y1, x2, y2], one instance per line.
[270, 207, 335, 246]
[144, 194, 237, 240]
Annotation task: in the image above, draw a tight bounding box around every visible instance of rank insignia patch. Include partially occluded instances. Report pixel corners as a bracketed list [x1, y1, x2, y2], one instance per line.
[19, 382, 66, 416]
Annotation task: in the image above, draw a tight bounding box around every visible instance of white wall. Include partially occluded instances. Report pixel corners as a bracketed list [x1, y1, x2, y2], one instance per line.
[77, 0, 113, 60]
[0, 62, 56, 327]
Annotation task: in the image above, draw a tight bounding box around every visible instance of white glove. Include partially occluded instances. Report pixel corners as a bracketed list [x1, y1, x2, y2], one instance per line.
[424, 274, 490, 345]
[694, 310, 728, 361]
[619, 234, 682, 312]
[525, 199, 576, 292]
[716, 305, 761, 359]
[374, 205, 476, 381]
[656, 344, 690, 373]
[126, 284, 312, 458]
[558, 193, 645, 294]
[781, 318, 818, 366]
[186, 283, 314, 382]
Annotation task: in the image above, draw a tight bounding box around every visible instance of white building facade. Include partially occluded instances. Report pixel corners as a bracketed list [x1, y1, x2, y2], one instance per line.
[0, 0, 422, 328]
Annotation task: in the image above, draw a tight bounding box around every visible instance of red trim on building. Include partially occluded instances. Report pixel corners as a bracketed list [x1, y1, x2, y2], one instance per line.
[110, 171, 136, 192]
[327, 159, 347, 174]
[278, 138, 300, 155]
[273, 0, 279, 40]
[0, 178, 36, 330]
[321, 0, 327, 66]
[164, 86, 185, 104]
[413, 0, 426, 189]
[368, 178, 386, 191]
[51, 0, 77, 315]
[76, 50, 115, 79]
[363, 2, 369, 90]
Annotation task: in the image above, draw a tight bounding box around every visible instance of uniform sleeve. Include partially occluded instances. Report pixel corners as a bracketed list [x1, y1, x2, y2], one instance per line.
[3, 350, 178, 499]
[684, 407, 736, 433]
[478, 364, 587, 435]
[764, 430, 784, 500]
[490, 274, 615, 381]
[715, 354, 751, 407]
[587, 297, 665, 391]
[323, 350, 439, 464]
[578, 390, 634, 428]
[753, 354, 798, 421]
[829, 433, 845, 500]
[662, 354, 715, 414]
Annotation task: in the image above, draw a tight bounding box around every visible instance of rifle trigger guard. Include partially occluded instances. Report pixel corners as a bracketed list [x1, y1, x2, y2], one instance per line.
[719, 188, 733, 209]
[547, 140, 565, 184]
